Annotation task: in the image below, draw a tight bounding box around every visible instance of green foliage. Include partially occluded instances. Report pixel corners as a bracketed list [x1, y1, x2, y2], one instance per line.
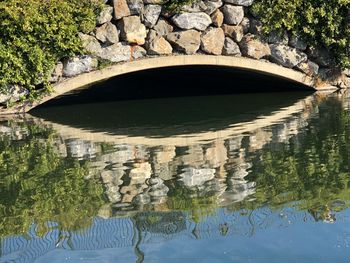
[97, 59, 115, 70]
[167, 186, 218, 223]
[236, 97, 350, 219]
[163, 98, 350, 222]
[252, 0, 350, 68]
[164, 0, 195, 11]
[0, 0, 102, 102]
[0, 122, 106, 237]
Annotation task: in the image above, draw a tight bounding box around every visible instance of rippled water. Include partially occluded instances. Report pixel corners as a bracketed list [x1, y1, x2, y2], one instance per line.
[1, 91, 350, 262]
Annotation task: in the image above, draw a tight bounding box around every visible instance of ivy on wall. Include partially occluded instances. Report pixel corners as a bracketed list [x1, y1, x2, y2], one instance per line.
[0, 0, 102, 101]
[252, 0, 350, 68]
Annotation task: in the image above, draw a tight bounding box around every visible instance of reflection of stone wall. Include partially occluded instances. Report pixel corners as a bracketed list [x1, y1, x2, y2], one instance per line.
[97, 98, 315, 212]
[35, 100, 325, 213]
[0, 94, 319, 214]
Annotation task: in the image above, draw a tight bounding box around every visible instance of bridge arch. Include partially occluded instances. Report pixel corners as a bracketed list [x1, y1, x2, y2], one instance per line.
[2, 55, 335, 114]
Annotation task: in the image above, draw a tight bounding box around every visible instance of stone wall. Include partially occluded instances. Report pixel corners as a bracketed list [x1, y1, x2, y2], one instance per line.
[1, 0, 349, 106]
[61, 0, 350, 85]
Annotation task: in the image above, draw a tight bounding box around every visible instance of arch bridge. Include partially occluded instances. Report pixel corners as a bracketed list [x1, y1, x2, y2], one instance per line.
[0, 55, 335, 115]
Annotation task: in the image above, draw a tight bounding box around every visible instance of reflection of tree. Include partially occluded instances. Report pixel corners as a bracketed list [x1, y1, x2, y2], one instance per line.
[166, 185, 219, 223]
[308, 205, 336, 223]
[134, 211, 187, 234]
[238, 98, 350, 219]
[0, 123, 106, 237]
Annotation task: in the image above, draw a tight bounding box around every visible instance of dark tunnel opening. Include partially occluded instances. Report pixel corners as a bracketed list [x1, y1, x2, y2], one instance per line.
[34, 65, 313, 109]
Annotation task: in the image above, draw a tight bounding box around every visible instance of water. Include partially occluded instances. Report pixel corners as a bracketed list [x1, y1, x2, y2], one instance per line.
[1, 91, 350, 262]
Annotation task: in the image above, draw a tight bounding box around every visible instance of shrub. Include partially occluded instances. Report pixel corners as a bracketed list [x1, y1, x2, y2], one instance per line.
[252, 0, 350, 69]
[164, 0, 195, 11]
[0, 0, 102, 102]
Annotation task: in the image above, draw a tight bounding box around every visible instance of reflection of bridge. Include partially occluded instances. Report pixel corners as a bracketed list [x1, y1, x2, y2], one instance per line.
[85, 94, 316, 209]
[0, 94, 321, 212]
[0, 56, 335, 115]
[29, 94, 317, 146]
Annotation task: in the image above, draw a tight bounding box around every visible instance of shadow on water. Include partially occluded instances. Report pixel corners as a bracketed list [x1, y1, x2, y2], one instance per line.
[31, 65, 313, 136]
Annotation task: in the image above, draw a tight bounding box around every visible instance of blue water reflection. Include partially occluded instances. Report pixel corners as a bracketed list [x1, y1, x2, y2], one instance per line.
[2, 207, 350, 262]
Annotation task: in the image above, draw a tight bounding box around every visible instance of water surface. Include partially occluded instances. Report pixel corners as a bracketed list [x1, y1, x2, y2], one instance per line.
[1, 91, 350, 262]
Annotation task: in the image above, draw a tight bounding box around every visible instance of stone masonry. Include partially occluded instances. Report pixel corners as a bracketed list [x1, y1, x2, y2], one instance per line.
[1, 0, 349, 106]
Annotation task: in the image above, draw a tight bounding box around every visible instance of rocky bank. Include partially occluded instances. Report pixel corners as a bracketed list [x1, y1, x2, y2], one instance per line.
[1, 0, 350, 106]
